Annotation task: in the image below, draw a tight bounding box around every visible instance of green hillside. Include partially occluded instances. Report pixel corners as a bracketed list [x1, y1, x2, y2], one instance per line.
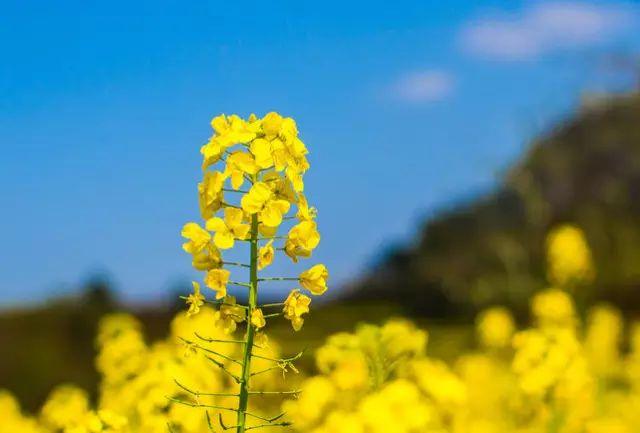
[345, 92, 640, 318]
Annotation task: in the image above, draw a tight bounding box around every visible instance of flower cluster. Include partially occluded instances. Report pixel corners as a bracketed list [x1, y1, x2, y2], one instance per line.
[180, 112, 328, 432]
[545, 224, 595, 290]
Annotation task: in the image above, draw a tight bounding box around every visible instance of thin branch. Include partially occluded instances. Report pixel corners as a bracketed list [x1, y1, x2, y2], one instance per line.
[167, 396, 238, 413]
[259, 302, 285, 308]
[205, 356, 241, 383]
[179, 296, 248, 309]
[223, 188, 249, 194]
[251, 350, 305, 363]
[250, 366, 282, 377]
[195, 332, 247, 345]
[178, 338, 243, 365]
[257, 277, 297, 282]
[218, 413, 237, 431]
[174, 379, 239, 398]
[206, 411, 217, 433]
[246, 421, 292, 430]
[221, 202, 241, 209]
[263, 313, 282, 319]
[222, 261, 251, 268]
[248, 390, 301, 396]
[229, 281, 251, 287]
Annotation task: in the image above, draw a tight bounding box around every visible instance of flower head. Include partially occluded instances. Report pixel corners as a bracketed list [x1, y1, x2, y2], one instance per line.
[300, 264, 329, 295]
[204, 268, 231, 299]
[191, 243, 223, 271]
[185, 282, 205, 317]
[206, 207, 250, 249]
[181, 222, 211, 254]
[215, 296, 246, 334]
[224, 151, 258, 190]
[251, 308, 266, 330]
[284, 290, 311, 331]
[285, 221, 320, 263]
[241, 182, 291, 227]
[258, 240, 275, 270]
[198, 171, 225, 220]
[546, 224, 595, 289]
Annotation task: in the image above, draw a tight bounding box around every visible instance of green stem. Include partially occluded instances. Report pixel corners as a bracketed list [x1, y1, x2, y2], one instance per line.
[236, 212, 259, 433]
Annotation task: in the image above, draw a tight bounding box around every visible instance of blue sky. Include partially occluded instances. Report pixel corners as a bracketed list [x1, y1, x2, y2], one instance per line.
[1, 1, 639, 305]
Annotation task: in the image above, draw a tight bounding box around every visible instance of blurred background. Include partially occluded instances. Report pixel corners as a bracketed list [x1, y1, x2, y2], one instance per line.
[2, 0, 640, 412]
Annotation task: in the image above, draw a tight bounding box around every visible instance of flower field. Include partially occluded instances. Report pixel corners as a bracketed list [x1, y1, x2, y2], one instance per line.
[2, 112, 639, 433]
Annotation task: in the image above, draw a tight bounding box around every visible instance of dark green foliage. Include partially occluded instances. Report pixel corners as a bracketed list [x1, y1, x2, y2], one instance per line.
[346, 93, 640, 319]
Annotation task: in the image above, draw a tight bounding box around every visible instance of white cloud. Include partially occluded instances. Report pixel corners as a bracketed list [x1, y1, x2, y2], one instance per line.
[393, 70, 455, 102]
[460, 2, 636, 61]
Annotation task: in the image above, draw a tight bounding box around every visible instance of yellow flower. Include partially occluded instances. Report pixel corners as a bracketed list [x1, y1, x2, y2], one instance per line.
[201, 115, 258, 169]
[206, 208, 251, 249]
[285, 161, 307, 192]
[251, 308, 266, 329]
[215, 296, 246, 334]
[258, 240, 275, 270]
[97, 410, 127, 430]
[224, 150, 258, 190]
[264, 171, 296, 203]
[285, 221, 320, 262]
[198, 170, 225, 220]
[546, 224, 595, 289]
[181, 222, 211, 254]
[204, 268, 231, 299]
[200, 136, 226, 170]
[191, 243, 223, 271]
[261, 112, 284, 137]
[213, 114, 257, 145]
[531, 288, 576, 329]
[476, 306, 515, 349]
[250, 138, 274, 169]
[283, 289, 311, 331]
[299, 264, 329, 295]
[258, 223, 278, 238]
[296, 193, 316, 221]
[254, 331, 269, 347]
[241, 182, 291, 227]
[186, 282, 205, 317]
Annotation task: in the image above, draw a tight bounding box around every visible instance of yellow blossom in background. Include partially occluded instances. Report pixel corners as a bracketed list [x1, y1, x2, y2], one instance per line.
[299, 264, 329, 295]
[531, 287, 577, 329]
[546, 224, 595, 289]
[40, 385, 91, 430]
[476, 306, 515, 349]
[585, 303, 623, 378]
